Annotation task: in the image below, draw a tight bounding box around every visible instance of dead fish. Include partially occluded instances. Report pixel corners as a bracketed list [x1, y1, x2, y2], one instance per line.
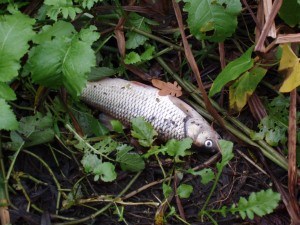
[81, 78, 220, 149]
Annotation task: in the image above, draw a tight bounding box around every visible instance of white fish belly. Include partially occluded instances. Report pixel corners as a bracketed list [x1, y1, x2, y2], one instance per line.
[81, 78, 188, 140]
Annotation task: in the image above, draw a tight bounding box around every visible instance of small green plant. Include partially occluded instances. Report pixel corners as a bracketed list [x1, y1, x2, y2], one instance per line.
[197, 140, 281, 224]
[130, 118, 281, 224]
[68, 121, 145, 182]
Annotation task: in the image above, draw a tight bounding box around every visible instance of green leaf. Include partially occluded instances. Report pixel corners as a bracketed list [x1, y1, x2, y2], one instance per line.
[164, 138, 193, 161]
[93, 137, 118, 154]
[28, 23, 99, 97]
[32, 20, 75, 44]
[251, 116, 287, 146]
[250, 95, 292, 146]
[9, 112, 54, 148]
[0, 82, 16, 100]
[8, 112, 54, 150]
[111, 120, 124, 134]
[140, 45, 155, 61]
[0, 12, 35, 82]
[93, 162, 117, 182]
[279, 0, 300, 27]
[78, 0, 103, 10]
[184, 0, 242, 42]
[81, 153, 101, 173]
[231, 189, 281, 220]
[79, 25, 100, 45]
[229, 66, 267, 111]
[209, 46, 254, 97]
[217, 140, 234, 170]
[131, 117, 157, 147]
[125, 13, 153, 49]
[177, 184, 193, 199]
[162, 183, 173, 198]
[124, 51, 141, 64]
[116, 144, 145, 172]
[0, 99, 18, 130]
[187, 168, 215, 185]
[143, 145, 167, 158]
[71, 106, 109, 137]
[44, 0, 82, 21]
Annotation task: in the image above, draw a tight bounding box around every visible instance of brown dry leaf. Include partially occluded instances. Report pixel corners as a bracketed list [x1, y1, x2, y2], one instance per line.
[152, 79, 182, 97]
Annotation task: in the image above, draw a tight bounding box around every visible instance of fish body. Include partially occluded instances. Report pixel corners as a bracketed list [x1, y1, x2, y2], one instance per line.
[81, 78, 220, 149]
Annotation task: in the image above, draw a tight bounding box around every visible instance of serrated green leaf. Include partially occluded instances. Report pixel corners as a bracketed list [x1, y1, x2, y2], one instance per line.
[93, 137, 118, 154]
[0, 99, 18, 130]
[0, 82, 16, 100]
[124, 51, 141, 64]
[32, 20, 75, 44]
[251, 95, 292, 147]
[0, 12, 35, 82]
[116, 144, 145, 172]
[125, 13, 153, 49]
[229, 66, 267, 111]
[143, 145, 167, 158]
[187, 168, 215, 184]
[231, 189, 280, 220]
[78, 0, 102, 9]
[164, 138, 193, 161]
[209, 46, 254, 97]
[44, 0, 82, 21]
[28, 23, 99, 97]
[177, 184, 193, 199]
[140, 45, 155, 61]
[184, 0, 242, 42]
[93, 162, 117, 182]
[279, 0, 300, 27]
[8, 112, 54, 149]
[131, 117, 157, 147]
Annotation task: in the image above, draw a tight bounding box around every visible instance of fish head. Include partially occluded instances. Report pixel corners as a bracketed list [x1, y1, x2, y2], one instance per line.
[185, 118, 220, 150]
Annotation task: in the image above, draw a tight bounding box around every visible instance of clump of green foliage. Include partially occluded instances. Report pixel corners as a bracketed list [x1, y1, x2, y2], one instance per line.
[0, 0, 289, 224]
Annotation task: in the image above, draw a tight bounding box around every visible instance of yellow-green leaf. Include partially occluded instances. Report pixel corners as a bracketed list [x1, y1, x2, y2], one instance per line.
[278, 44, 300, 92]
[229, 67, 267, 111]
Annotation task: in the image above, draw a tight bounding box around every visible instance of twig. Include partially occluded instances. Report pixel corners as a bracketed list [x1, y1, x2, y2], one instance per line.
[172, 0, 224, 128]
[288, 89, 300, 223]
[236, 149, 268, 176]
[174, 171, 185, 220]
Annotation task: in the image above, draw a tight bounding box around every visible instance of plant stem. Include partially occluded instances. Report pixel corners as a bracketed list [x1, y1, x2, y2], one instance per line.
[199, 164, 223, 218]
[54, 171, 142, 225]
[23, 150, 62, 215]
[65, 123, 114, 161]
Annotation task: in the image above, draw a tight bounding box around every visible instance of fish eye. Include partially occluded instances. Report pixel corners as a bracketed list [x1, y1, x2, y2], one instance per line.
[204, 139, 213, 148]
